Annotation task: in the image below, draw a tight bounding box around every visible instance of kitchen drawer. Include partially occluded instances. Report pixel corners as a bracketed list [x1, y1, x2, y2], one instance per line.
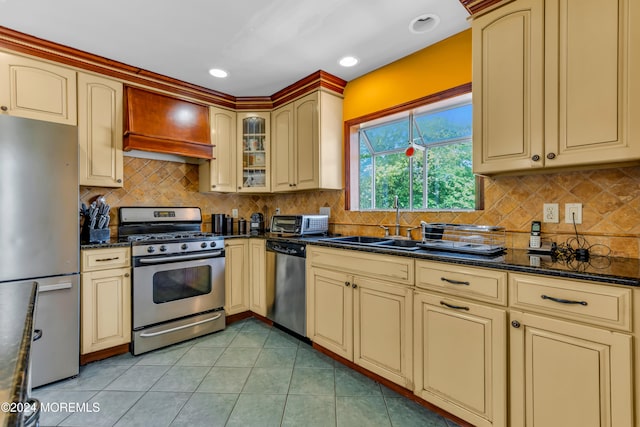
[81, 247, 130, 272]
[415, 260, 507, 305]
[307, 246, 413, 285]
[509, 273, 632, 331]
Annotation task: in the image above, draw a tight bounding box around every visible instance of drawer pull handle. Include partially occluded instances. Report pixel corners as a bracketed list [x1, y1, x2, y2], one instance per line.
[440, 301, 469, 311]
[541, 294, 588, 306]
[441, 277, 470, 286]
[95, 257, 119, 262]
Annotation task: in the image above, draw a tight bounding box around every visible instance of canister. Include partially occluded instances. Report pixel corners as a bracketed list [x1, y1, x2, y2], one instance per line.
[238, 218, 247, 235]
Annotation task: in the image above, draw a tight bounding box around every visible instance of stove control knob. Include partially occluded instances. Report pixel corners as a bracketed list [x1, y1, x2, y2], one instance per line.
[210, 242, 217, 248]
[181, 243, 188, 250]
[159, 245, 167, 252]
[147, 246, 156, 253]
[201, 242, 207, 248]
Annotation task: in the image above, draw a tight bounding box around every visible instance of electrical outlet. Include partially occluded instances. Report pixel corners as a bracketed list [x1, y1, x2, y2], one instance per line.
[565, 203, 582, 224]
[319, 207, 330, 217]
[543, 203, 559, 223]
[231, 209, 238, 218]
[275, 208, 281, 215]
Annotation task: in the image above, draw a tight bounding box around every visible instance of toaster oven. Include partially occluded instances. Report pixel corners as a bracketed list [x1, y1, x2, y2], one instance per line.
[270, 214, 328, 236]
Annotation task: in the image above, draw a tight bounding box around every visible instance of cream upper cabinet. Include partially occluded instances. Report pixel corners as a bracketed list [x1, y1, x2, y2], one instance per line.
[237, 112, 270, 193]
[80, 247, 131, 355]
[78, 73, 123, 187]
[0, 51, 77, 125]
[414, 291, 507, 427]
[199, 106, 237, 193]
[224, 238, 249, 315]
[508, 273, 634, 427]
[473, 0, 640, 174]
[271, 102, 295, 192]
[306, 246, 413, 387]
[248, 239, 267, 316]
[271, 90, 343, 192]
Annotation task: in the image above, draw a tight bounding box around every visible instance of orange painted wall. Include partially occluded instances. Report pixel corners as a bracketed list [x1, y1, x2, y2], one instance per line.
[342, 29, 472, 121]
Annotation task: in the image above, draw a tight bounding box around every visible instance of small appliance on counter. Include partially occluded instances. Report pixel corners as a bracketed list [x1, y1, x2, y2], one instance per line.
[212, 213, 226, 235]
[270, 214, 328, 236]
[238, 218, 248, 235]
[250, 212, 265, 235]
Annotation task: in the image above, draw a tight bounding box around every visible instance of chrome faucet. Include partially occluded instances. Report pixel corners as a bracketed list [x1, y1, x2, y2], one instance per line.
[393, 195, 400, 237]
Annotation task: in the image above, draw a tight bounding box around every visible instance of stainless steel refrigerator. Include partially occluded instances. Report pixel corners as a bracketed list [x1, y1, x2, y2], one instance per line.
[0, 114, 79, 388]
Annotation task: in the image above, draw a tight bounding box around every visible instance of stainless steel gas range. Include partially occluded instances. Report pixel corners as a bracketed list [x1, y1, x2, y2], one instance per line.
[119, 207, 225, 355]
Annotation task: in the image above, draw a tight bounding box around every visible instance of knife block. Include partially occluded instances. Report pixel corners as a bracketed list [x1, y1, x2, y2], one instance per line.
[82, 226, 110, 244]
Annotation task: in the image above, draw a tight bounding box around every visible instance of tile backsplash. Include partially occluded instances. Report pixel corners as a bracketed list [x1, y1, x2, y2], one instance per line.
[81, 157, 640, 259]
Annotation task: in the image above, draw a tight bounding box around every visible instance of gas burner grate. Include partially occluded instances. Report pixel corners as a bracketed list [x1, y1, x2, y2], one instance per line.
[127, 231, 215, 242]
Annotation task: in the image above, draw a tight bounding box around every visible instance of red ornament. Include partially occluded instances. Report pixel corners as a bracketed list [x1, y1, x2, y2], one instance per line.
[405, 145, 415, 157]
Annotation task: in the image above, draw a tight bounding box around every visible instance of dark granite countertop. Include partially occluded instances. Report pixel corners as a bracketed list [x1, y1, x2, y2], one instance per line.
[0, 281, 38, 427]
[80, 239, 131, 250]
[82, 232, 640, 286]
[264, 234, 640, 287]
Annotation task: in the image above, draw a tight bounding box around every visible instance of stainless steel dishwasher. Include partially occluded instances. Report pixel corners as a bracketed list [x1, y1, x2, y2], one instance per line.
[265, 240, 306, 337]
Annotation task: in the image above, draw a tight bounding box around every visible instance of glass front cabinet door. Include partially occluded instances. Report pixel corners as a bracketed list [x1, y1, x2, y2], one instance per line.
[237, 112, 270, 192]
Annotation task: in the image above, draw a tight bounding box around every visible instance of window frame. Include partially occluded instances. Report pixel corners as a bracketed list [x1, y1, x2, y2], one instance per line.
[343, 83, 483, 211]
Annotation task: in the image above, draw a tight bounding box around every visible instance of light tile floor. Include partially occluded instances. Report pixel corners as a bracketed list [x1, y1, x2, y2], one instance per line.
[34, 318, 463, 427]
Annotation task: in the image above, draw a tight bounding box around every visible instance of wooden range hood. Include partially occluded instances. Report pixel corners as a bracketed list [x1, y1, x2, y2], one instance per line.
[124, 86, 213, 159]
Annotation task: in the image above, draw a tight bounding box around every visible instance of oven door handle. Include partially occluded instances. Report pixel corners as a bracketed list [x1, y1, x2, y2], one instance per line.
[139, 312, 223, 337]
[138, 251, 223, 264]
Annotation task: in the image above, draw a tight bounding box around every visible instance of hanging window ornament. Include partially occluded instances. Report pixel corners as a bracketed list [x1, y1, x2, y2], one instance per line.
[405, 140, 415, 157]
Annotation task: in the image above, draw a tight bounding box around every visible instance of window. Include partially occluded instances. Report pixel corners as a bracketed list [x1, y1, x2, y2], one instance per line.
[348, 91, 479, 211]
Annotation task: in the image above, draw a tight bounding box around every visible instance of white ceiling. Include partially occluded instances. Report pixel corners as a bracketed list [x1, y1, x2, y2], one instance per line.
[0, 0, 470, 97]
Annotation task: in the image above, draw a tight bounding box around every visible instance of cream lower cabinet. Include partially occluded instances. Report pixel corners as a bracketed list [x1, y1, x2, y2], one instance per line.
[509, 273, 634, 427]
[80, 247, 131, 354]
[307, 247, 413, 387]
[509, 311, 633, 427]
[224, 238, 249, 315]
[78, 72, 124, 187]
[0, 51, 77, 125]
[414, 260, 507, 427]
[248, 239, 267, 316]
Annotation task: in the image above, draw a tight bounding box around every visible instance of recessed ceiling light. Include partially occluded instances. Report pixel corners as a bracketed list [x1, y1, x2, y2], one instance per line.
[338, 56, 359, 67]
[409, 14, 440, 34]
[209, 68, 228, 78]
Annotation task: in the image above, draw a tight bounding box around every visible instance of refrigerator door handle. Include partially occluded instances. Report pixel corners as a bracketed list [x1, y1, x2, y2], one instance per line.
[38, 282, 73, 293]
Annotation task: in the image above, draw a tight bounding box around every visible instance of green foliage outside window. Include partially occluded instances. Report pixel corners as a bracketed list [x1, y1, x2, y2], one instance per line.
[357, 99, 475, 211]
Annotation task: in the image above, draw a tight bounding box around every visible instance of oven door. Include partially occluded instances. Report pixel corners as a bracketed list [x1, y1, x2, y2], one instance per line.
[132, 252, 225, 329]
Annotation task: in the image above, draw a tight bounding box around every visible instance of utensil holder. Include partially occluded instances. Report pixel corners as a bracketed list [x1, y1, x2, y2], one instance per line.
[82, 226, 110, 244]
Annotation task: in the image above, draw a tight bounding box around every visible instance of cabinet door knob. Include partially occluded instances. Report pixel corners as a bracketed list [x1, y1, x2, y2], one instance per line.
[212, 185, 216, 188]
[352, 283, 357, 289]
[546, 152, 556, 160]
[511, 320, 521, 328]
[344, 281, 350, 287]
[0, 105, 8, 111]
[238, 186, 242, 190]
[124, 273, 130, 277]
[531, 154, 540, 162]
[117, 178, 122, 183]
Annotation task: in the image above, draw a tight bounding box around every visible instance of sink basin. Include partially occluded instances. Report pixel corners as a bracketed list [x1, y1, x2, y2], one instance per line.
[319, 236, 422, 251]
[372, 239, 422, 251]
[319, 236, 393, 245]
